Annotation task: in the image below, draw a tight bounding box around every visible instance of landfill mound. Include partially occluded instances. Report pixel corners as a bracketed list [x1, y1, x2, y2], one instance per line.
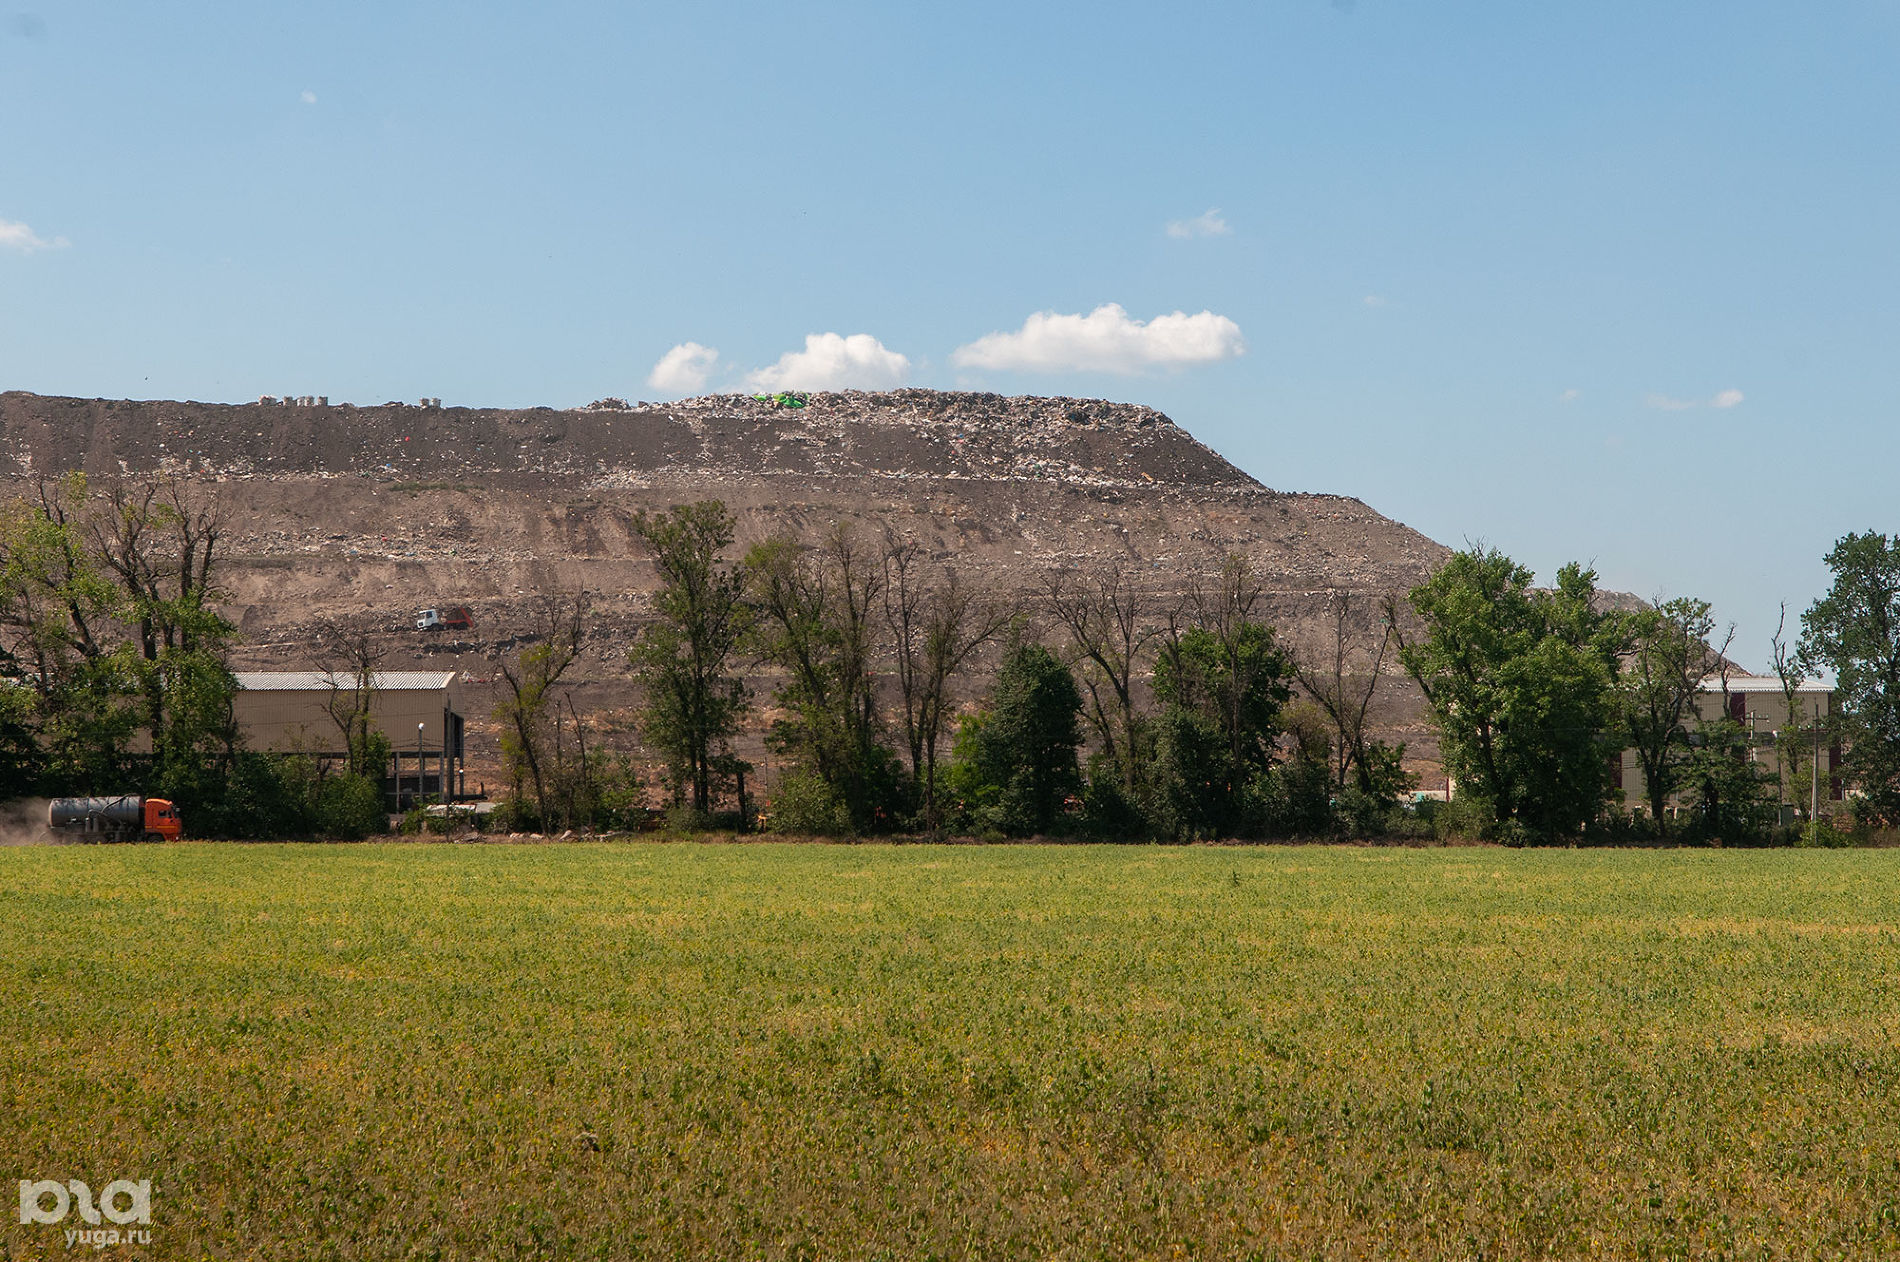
[0, 389, 1258, 491]
[0, 388, 1454, 779]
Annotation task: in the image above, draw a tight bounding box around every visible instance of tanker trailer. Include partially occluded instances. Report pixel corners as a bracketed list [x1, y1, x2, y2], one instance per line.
[47, 796, 182, 843]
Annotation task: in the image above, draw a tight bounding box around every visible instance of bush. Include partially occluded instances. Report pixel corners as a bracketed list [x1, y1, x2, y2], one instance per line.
[1081, 770, 1151, 842]
[769, 769, 853, 837]
[488, 797, 540, 834]
[1434, 795, 1497, 843]
[1334, 785, 1398, 838]
[184, 753, 316, 839]
[314, 773, 386, 840]
[665, 805, 715, 834]
[1797, 818, 1857, 849]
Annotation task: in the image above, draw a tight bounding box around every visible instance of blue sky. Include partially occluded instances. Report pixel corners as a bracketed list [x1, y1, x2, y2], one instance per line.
[2, 2, 1896, 668]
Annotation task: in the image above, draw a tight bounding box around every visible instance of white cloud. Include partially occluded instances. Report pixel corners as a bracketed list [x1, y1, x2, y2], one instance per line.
[646, 342, 720, 393]
[1165, 208, 1230, 240]
[746, 332, 910, 391]
[951, 303, 1245, 375]
[1362, 294, 1387, 308]
[1560, 388, 1581, 402]
[0, 218, 67, 252]
[1646, 387, 1744, 412]
[300, 89, 318, 105]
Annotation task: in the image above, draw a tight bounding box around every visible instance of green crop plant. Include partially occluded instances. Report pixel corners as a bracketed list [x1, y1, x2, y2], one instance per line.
[4, 844, 1900, 1258]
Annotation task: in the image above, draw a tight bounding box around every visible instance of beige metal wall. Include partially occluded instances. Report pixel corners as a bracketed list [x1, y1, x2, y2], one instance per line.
[233, 683, 461, 757]
[1618, 685, 1835, 815]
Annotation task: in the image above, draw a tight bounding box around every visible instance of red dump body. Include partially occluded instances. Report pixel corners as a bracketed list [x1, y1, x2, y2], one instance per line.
[415, 606, 473, 632]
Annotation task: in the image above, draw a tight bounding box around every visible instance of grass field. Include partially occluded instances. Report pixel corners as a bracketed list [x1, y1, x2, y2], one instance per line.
[5, 843, 1900, 1260]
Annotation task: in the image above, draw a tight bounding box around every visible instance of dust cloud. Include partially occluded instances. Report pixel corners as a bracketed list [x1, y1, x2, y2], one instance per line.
[0, 799, 56, 845]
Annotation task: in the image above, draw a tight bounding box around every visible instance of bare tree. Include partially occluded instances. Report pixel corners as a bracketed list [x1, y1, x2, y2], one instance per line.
[84, 475, 227, 659]
[1288, 588, 1397, 792]
[885, 529, 1013, 826]
[1768, 601, 1812, 809]
[1045, 561, 1158, 789]
[313, 618, 388, 776]
[496, 595, 588, 821]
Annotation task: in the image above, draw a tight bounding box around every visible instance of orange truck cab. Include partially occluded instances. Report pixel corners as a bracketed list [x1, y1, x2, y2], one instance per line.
[143, 798, 183, 842]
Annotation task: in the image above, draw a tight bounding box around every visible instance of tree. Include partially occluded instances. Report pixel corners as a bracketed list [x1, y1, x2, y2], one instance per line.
[630, 502, 749, 814]
[1153, 555, 1294, 785]
[1768, 602, 1818, 816]
[82, 476, 238, 792]
[1139, 557, 1296, 840]
[313, 617, 390, 778]
[0, 473, 240, 806]
[1677, 661, 1777, 842]
[883, 530, 1012, 828]
[1397, 547, 1625, 841]
[1144, 706, 1237, 840]
[1045, 563, 1158, 793]
[949, 641, 1084, 836]
[496, 596, 587, 825]
[1799, 531, 1900, 823]
[0, 475, 132, 792]
[1290, 588, 1406, 797]
[746, 526, 895, 829]
[1616, 596, 1727, 831]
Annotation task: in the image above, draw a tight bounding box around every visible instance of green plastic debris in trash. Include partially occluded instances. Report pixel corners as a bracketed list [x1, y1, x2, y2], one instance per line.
[750, 392, 808, 409]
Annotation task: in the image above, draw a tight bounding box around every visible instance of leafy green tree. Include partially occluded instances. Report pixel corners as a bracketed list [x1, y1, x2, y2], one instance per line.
[1144, 708, 1236, 839]
[1799, 531, 1900, 823]
[84, 476, 240, 797]
[1147, 555, 1295, 836]
[0, 473, 241, 807]
[315, 772, 388, 840]
[630, 502, 750, 814]
[0, 476, 135, 791]
[746, 527, 898, 829]
[1154, 557, 1294, 782]
[1398, 547, 1625, 841]
[1617, 596, 1726, 832]
[948, 642, 1084, 836]
[1269, 700, 1340, 836]
[1679, 685, 1778, 843]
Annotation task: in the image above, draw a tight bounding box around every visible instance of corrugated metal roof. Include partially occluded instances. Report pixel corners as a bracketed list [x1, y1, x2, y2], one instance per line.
[233, 670, 457, 692]
[1698, 675, 1826, 694]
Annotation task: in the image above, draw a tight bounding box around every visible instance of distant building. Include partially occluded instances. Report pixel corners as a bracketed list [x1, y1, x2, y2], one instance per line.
[231, 671, 466, 806]
[1615, 674, 1839, 819]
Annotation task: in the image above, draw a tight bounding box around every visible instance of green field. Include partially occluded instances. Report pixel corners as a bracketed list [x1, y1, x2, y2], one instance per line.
[5, 844, 1900, 1260]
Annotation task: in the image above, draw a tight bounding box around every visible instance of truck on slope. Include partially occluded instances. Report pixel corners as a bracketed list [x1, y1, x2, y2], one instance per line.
[415, 606, 473, 632]
[48, 796, 183, 843]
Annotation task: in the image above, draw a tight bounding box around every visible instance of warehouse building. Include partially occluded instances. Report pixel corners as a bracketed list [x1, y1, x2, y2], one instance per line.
[231, 671, 466, 807]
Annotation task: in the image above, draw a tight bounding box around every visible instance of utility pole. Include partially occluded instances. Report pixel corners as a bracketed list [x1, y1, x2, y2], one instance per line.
[1811, 719, 1821, 825]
